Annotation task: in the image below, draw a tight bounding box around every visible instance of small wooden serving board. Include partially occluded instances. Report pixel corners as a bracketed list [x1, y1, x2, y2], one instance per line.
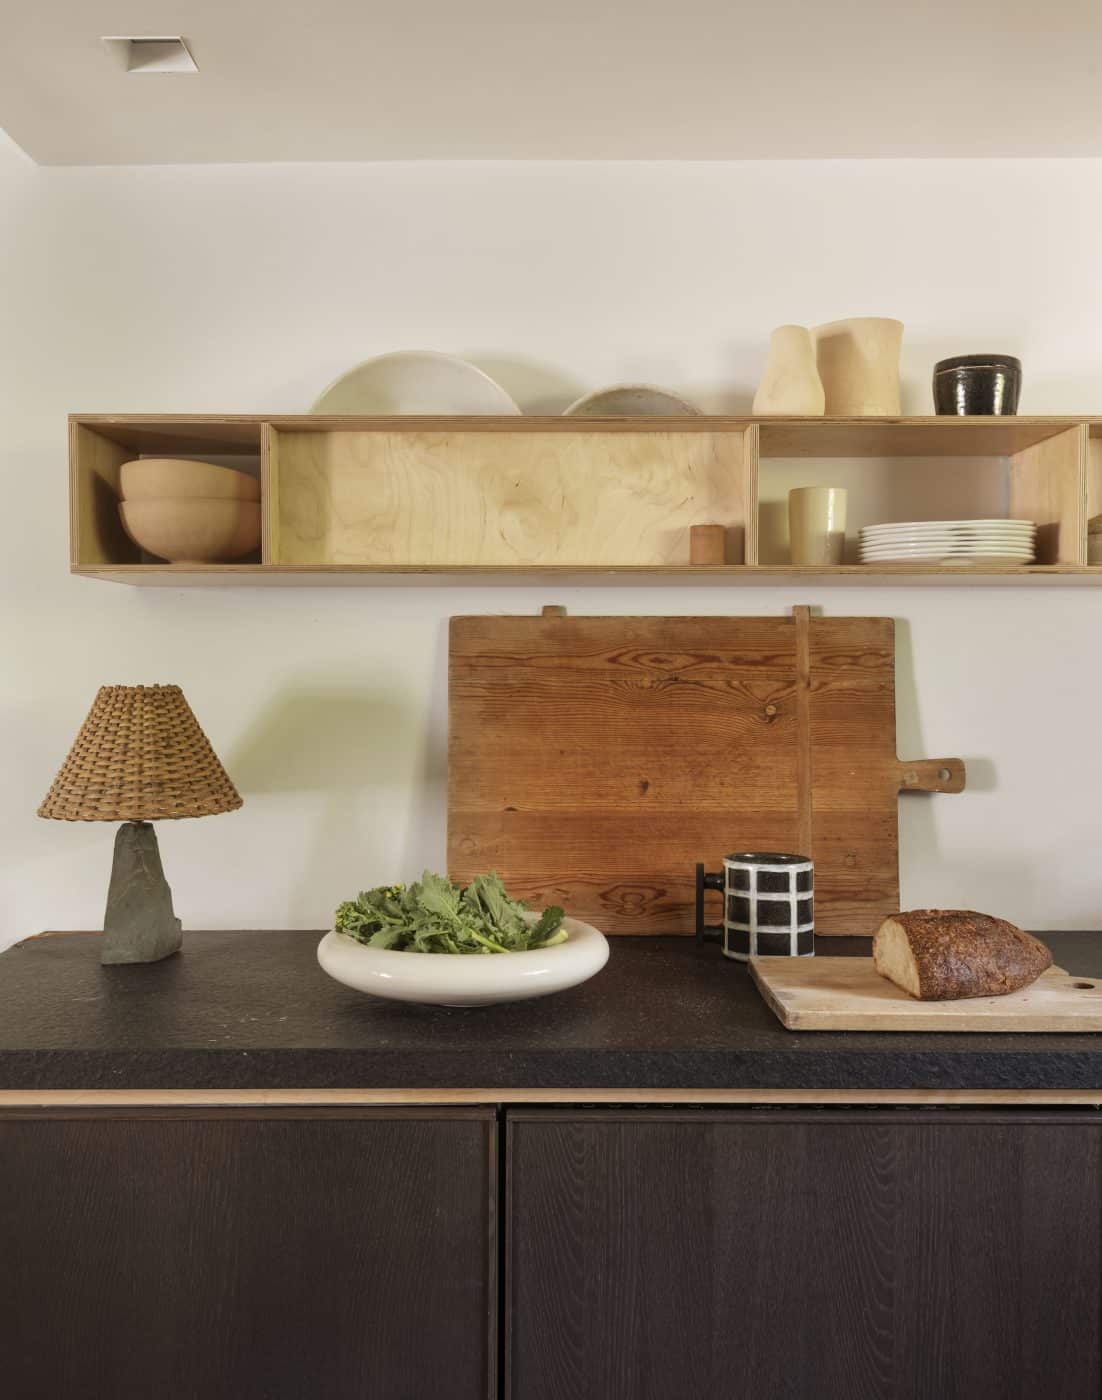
[750, 956, 1102, 1031]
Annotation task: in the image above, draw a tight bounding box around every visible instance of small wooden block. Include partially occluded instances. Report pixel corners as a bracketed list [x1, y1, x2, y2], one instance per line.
[690, 524, 727, 566]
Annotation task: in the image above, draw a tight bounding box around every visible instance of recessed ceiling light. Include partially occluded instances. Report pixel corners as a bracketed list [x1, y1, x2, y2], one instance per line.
[101, 37, 198, 74]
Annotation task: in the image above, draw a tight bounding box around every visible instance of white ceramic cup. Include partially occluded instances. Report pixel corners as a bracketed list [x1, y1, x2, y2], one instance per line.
[789, 486, 847, 565]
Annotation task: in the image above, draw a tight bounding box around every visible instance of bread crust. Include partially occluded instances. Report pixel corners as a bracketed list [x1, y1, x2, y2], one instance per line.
[874, 910, 1052, 1001]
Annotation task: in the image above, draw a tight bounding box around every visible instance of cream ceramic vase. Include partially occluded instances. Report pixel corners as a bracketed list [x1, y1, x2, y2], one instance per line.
[812, 318, 903, 416]
[789, 486, 847, 565]
[753, 325, 825, 415]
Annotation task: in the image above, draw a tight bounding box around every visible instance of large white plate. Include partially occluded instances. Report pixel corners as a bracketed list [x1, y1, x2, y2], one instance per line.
[860, 532, 1033, 547]
[861, 526, 1034, 537]
[311, 350, 521, 415]
[860, 538, 1035, 551]
[317, 913, 609, 1007]
[861, 530, 1035, 545]
[860, 518, 1034, 533]
[862, 551, 1036, 562]
[862, 537, 1036, 548]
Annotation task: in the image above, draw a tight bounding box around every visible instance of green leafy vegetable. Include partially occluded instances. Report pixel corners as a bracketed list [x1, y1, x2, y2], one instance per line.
[335, 871, 566, 955]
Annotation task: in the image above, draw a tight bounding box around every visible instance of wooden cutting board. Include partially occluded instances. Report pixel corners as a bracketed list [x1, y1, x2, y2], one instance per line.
[447, 607, 965, 936]
[751, 956, 1102, 1031]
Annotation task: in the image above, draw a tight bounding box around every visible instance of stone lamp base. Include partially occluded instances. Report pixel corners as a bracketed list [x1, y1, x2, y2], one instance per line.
[102, 822, 183, 965]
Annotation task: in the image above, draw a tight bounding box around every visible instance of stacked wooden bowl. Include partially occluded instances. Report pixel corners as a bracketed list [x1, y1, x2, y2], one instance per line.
[118, 459, 261, 564]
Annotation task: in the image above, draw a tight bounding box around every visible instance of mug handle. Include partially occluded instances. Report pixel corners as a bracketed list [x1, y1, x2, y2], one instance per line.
[695, 863, 724, 943]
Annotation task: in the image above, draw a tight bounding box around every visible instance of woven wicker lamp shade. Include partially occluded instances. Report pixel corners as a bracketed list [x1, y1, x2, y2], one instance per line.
[39, 685, 241, 822]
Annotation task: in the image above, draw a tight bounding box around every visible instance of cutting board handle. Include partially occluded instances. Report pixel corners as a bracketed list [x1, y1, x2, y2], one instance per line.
[896, 758, 966, 793]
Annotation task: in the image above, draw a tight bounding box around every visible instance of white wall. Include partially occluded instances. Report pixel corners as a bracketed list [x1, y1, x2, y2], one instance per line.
[3, 135, 1101, 947]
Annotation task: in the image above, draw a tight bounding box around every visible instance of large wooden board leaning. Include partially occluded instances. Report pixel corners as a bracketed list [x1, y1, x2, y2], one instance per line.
[448, 608, 965, 935]
[751, 956, 1102, 1031]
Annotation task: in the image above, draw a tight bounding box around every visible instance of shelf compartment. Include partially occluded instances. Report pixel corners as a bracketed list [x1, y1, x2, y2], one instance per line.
[267, 424, 754, 568]
[70, 419, 263, 568]
[756, 423, 1086, 566]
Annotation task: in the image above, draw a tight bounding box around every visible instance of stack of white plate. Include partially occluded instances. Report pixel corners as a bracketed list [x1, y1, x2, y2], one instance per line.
[859, 519, 1036, 566]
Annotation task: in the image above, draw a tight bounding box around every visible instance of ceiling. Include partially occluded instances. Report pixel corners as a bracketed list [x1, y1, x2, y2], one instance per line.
[4, 0, 1102, 164]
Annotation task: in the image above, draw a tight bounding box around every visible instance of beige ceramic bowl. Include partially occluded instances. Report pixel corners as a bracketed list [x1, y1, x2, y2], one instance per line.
[120, 458, 260, 502]
[120, 499, 261, 563]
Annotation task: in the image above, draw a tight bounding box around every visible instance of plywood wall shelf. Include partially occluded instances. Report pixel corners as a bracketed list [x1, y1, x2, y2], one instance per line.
[70, 414, 1102, 587]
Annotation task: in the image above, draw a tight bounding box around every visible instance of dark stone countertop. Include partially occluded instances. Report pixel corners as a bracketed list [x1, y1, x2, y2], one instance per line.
[1, 930, 1100, 1092]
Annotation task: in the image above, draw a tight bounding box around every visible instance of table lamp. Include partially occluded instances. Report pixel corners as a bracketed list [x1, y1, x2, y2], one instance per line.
[38, 685, 242, 964]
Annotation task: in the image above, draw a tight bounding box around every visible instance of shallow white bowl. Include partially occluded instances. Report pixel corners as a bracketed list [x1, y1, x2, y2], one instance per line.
[317, 914, 609, 1007]
[563, 383, 702, 417]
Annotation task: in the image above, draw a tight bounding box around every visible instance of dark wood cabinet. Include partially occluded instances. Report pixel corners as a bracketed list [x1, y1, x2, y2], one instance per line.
[1, 1108, 497, 1400]
[505, 1110, 1102, 1400]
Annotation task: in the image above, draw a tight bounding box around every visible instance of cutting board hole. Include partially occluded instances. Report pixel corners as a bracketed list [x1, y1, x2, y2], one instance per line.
[1074, 982, 1096, 990]
[938, 768, 952, 781]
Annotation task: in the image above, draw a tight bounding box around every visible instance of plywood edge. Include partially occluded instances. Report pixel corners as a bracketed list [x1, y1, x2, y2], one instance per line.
[260, 422, 279, 564]
[2, 1087, 1100, 1108]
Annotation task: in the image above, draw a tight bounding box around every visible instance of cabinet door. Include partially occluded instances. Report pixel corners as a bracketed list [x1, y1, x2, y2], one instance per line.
[506, 1109, 1101, 1400]
[1, 1107, 496, 1400]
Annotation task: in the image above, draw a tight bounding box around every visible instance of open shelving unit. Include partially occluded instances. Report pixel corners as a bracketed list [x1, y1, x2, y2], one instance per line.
[70, 413, 1102, 586]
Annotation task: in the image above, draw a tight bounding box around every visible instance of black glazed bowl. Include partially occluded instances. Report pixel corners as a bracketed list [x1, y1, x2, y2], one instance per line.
[933, 354, 1021, 415]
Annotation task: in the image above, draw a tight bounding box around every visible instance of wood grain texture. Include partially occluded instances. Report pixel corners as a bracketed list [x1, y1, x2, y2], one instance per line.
[70, 423, 136, 566]
[273, 429, 749, 566]
[1009, 425, 1087, 564]
[72, 563, 1102, 586]
[506, 1110, 1102, 1400]
[752, 956, 1102, 1031]
[260, 422, 278, 565]
[0, 1108, 496, 1400]
[757, 417, 1072, 457]
[6, 1087, 1102, 1107]
[448, 612, 964, 935]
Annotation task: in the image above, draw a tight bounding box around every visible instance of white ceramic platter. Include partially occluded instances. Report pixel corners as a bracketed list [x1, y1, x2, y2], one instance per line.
[317, 913, 609, 1007]
[311, 351, 521, 415]
[563, 383, 702, 417]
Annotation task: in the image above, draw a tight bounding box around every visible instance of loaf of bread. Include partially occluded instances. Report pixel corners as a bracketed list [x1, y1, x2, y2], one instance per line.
[873, 910, 1052, 1001]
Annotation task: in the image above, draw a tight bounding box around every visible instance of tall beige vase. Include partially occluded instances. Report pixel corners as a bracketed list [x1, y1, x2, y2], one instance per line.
[753, 325, 825, 415]
[812, 318, 903, 415]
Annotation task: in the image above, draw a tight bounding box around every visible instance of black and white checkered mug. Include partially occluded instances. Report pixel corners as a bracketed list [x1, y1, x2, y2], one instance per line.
[695, 853, 814, 961]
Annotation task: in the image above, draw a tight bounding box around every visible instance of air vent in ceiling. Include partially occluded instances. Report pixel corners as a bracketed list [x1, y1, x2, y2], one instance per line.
[101, 37, 198, 73]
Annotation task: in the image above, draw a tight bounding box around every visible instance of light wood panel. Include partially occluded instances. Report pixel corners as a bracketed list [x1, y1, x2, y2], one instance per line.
[69, 423, 137, 566]
[1088, 430, 1102, 524]
[752, 956, 1102, 1031]
[260, 422, 279, 565]
[273, 428, 750, 566]
[73, 563, 1102, 586]
[1009, 425, 1087, 564]
[447, 610, 963, 935]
